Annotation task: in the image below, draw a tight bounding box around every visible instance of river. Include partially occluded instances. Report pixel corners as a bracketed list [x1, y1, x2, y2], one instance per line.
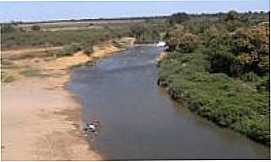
[68, 46, 270, 160]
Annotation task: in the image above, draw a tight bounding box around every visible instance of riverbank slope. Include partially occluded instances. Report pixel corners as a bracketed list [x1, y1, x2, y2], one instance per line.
[157, 51, 270, 146]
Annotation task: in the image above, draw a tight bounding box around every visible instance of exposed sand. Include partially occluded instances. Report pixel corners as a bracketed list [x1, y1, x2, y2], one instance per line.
[2, 78, 102, 160]
[2, 46, 63, 58]
[1, 40, 134, 160]
[156, 52, 168, 63]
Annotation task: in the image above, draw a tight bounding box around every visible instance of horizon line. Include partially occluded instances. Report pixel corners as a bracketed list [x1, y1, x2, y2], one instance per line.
[1, 9, 269, 24]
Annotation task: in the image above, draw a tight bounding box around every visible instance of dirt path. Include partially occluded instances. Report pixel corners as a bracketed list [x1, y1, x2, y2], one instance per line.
[1, 39, 134, 160]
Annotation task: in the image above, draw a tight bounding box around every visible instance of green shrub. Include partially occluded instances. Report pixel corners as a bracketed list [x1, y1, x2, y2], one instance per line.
[1, 28, 127, 50]
[58, 43, 82, 57]
[165, 28, 200, 52]
[20, 67, 42, 77]
[129, 23, 161, 43]
[233, 115, 270, 145]
[83, 46, 94, 56]
[1, 24, 16, 33]
[158, 51, 269, 145]
[240, 72, 260, 82]
[256, 77, 269, 92]
[168, 12, 190, 24]
[31, 25, 41, 31]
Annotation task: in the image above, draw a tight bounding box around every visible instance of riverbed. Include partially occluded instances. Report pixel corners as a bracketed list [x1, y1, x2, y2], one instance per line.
[68, 46, 269, 160]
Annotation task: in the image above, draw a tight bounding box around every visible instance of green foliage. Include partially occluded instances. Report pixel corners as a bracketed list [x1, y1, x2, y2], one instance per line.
[256, 76, 269, 92]
[1, 24, 16, 33]
[83, 46, 94, 56]
[31, 25, 41, 31]
[233, 115, 270, 144]
[160, 11, 269, 145]
[240, 72, 260, 82]
[129, 23, 162, 43]
[1, 28, 127, 50]
[224, 10, 239, 22]
[168, 12, 190, 24]
[231, 25, 269, 75]
[206, 48, 238, 76]
[58, 43, 82, 57]
[165, 28, 200, 52]
[20, 67, 43, 77]
[204, 24, 269, 78]
[158, 51, 269, 145]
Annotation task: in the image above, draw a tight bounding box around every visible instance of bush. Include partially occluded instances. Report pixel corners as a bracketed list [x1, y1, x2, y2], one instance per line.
[224, 10, 239, 22]
[83, 46, 94, 56]
[1, 27, 127, 50]
[240, 72, 260, 82]
[177, 33, 200, 53]
[204, 24, 269, 78]
[168, 12, 190, 24]
[231, 25, 269, 75]
[165, 28, 200, 52]
[158, 51, 270, 145]
[20, 67, 42, 77]
[256, 77, 269, 92]
[207, 49, 238, 75]
[129, 24, 160, 43]
[233, 116, 270, 145]
[31, 25, 41, 31]
[1, 24, 16, 33]
[58, 43, 82, 57]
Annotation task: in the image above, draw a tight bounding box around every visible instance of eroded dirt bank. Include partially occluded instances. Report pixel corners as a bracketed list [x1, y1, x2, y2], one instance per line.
[1, 38, 134, 160]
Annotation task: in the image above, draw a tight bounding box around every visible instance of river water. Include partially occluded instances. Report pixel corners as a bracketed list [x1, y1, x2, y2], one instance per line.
[68, 46, 270, 160]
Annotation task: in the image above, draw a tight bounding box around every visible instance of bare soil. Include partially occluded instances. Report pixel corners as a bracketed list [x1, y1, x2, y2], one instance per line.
[1, 39, 135, 160]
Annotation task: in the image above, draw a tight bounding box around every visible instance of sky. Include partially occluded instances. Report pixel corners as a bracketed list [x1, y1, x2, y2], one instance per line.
[0, 1, 269, 22]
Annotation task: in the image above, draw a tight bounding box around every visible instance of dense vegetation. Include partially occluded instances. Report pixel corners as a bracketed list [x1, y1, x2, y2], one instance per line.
[1, 20, 167, 50]
[158, 11, 270, 145]
[1, 27, 126, 49]
[128, 20, 167, 43]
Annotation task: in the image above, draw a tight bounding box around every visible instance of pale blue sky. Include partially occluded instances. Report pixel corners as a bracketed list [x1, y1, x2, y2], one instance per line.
[0, 1, 269, 22]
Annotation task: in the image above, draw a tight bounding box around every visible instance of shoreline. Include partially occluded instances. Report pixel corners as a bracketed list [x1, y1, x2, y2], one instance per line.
[156, 52, 270, 147]
[1, 39, 134, 160]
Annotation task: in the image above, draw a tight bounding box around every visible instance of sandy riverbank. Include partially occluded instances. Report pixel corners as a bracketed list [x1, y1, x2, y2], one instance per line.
[1, 38, 134, 160]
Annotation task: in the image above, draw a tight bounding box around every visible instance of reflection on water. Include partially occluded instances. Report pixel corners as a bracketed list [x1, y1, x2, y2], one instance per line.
[68, 46, 270, 160]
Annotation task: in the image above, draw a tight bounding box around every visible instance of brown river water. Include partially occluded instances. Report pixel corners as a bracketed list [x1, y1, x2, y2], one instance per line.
[68, 46, 270, 160]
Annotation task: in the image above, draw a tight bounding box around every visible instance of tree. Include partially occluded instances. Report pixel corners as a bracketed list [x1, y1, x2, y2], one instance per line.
[231, 25, 269, 75]
[165, 28, 200, 52]
[31, 25, 41, 31]
[129, 24, 160, 43]
[168, 12, 190, 24]
[1, 24, 16, 33]
[224, 10, 239, 22]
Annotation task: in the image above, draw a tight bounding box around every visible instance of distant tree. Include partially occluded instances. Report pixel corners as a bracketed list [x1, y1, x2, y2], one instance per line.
[31, 25, 41, 31]
[206, 24, 269, 77]
[224, 10, 239, 22]
[1, 24, 16, 33]
[168, 12, 190, 24]
[129, 24, 160, 43]
[165, 28, 200, 52]
[231, 25, 269, 75]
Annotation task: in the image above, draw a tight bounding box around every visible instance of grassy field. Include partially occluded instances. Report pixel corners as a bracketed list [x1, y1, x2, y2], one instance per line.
[1, 18, 167, 50]
[1, 27, 131, 50]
